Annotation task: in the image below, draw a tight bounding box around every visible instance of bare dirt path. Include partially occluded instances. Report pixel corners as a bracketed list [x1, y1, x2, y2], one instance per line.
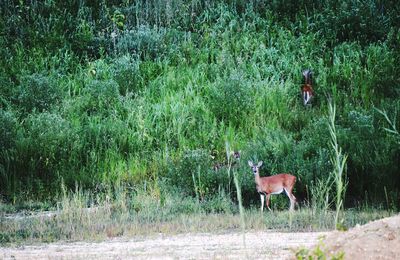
[0, 231, 327, 259]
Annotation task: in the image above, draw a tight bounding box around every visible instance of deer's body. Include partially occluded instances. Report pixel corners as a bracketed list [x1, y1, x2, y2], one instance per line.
[301, 69, 314, 106]
[301, 84, 314, 106]
[248, 161, 296, 211]
[255, 173, 295, 194]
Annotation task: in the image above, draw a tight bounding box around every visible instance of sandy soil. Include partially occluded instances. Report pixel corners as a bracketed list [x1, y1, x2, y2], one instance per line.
[0, 231, 327, 260]
[2, 215, 398, 259]
[320, 214, 400, 260]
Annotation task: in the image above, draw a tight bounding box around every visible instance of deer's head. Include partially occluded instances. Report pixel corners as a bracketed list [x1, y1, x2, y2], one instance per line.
[248, 161, 263, 175]
[302, 69, 313, 85]
[232, 150, 241, 160]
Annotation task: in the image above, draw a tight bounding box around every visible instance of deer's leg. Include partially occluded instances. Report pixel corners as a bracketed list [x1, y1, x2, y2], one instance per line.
[290, 197, 295, 211]
[260, 193, 265, 212]
[284, 188, 296, 211]
[290, 189, 297, 210]
[266, 194, 272, 211]
[303, 92, 308, 105]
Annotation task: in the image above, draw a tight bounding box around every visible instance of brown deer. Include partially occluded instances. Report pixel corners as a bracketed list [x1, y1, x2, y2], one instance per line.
[248, 161, 296, 211]
[301, 69, 314, 107]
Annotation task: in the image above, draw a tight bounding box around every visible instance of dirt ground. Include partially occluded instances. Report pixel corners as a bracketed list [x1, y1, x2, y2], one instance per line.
[1, 214, 399, 259]
[0, 231, 326, 260]
[319, 214, 400, 259]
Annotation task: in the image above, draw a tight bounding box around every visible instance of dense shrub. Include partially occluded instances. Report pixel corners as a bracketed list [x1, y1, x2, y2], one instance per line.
[0, 109, 18, 198]
[208, 71, 253, 126]
[364, 44, 399, 99]
[167, 149, 210, 194]
[80, 79, 121, 116]
[116, 26, 168, 59]
[0, 75, 14, 107]
[167, 149, 232, 200]
[112, 55, 142, 95]
[14, 74, 62, 114]
[339, 108, 400, 202]
[314, 0, 399, 44]
[21, 112, 71, 172]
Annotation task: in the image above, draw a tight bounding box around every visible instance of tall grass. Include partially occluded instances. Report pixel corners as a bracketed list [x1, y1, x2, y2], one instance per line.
[0, 184, 394, 246]
[328, 101, 348, 229]
[226, 141, 246, 249]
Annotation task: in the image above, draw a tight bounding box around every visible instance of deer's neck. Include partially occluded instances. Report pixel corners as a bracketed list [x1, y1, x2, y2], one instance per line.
[254, 172, 262, 185]
[254, 172, 265, 193]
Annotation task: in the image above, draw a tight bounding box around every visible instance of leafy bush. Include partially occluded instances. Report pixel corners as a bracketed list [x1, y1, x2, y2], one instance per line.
[0, 75, 14, 107]
[70, 7, 97, 57]
[208, 71, 253, 126]
[364, 44, 399, 99]
[0, 109, 17, 150]
[14, 74, 62, 114]
[21, 112, 71, 174]
[167, 149, 229, 199]
[80, 79, 121, 116]
[339, 108, 399, 202]
[112, 55, 142, 95]
[116, 26, 168, 59]
[315, 0, 395, 44]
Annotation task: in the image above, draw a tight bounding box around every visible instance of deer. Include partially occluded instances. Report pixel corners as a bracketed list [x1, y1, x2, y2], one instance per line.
[301, 69, 314, 107]
[248, 161, 296, 212]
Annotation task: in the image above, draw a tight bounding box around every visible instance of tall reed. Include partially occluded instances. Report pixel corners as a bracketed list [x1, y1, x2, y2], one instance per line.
[328, 101, 348, 229]
[225, 141, 246, 249]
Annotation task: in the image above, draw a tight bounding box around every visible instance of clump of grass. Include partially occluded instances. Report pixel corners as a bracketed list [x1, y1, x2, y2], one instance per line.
[295, 240, 345, 260]
[310, 175, 334, 215]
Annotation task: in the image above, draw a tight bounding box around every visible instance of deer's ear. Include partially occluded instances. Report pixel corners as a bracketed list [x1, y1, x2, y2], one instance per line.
[257, 161, 263, 167]
[248, 161, 253, 167]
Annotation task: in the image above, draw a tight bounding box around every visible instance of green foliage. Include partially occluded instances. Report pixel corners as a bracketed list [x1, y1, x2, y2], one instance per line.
[14, 74, 62, 114]
[328, 42, 399, 105]
[328, 102, 348, 228]
[167, 149, 226, 199]
[208, 71, 253, 126]
[112, 55, 142, 95]
[116, 26, 168, 59]
[375, 105, 400, 143]
[295, 241, 345, 260]
[0, 110, 18, 195]
[0, 0, 399, 210]
[0, 109, 17, 150]
[0, 75, 14, 107]
[315, 0, 399, 44]
[81, 79, 120, 115]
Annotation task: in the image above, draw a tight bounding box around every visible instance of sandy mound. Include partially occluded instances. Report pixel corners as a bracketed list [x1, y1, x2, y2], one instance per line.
[321, 214, 400, 259]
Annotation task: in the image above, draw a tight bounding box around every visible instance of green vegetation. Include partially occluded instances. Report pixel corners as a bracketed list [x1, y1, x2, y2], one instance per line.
[295, 241, 345, 260]
[0, 0, 399, 243]
[328, 101, 348, 229]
